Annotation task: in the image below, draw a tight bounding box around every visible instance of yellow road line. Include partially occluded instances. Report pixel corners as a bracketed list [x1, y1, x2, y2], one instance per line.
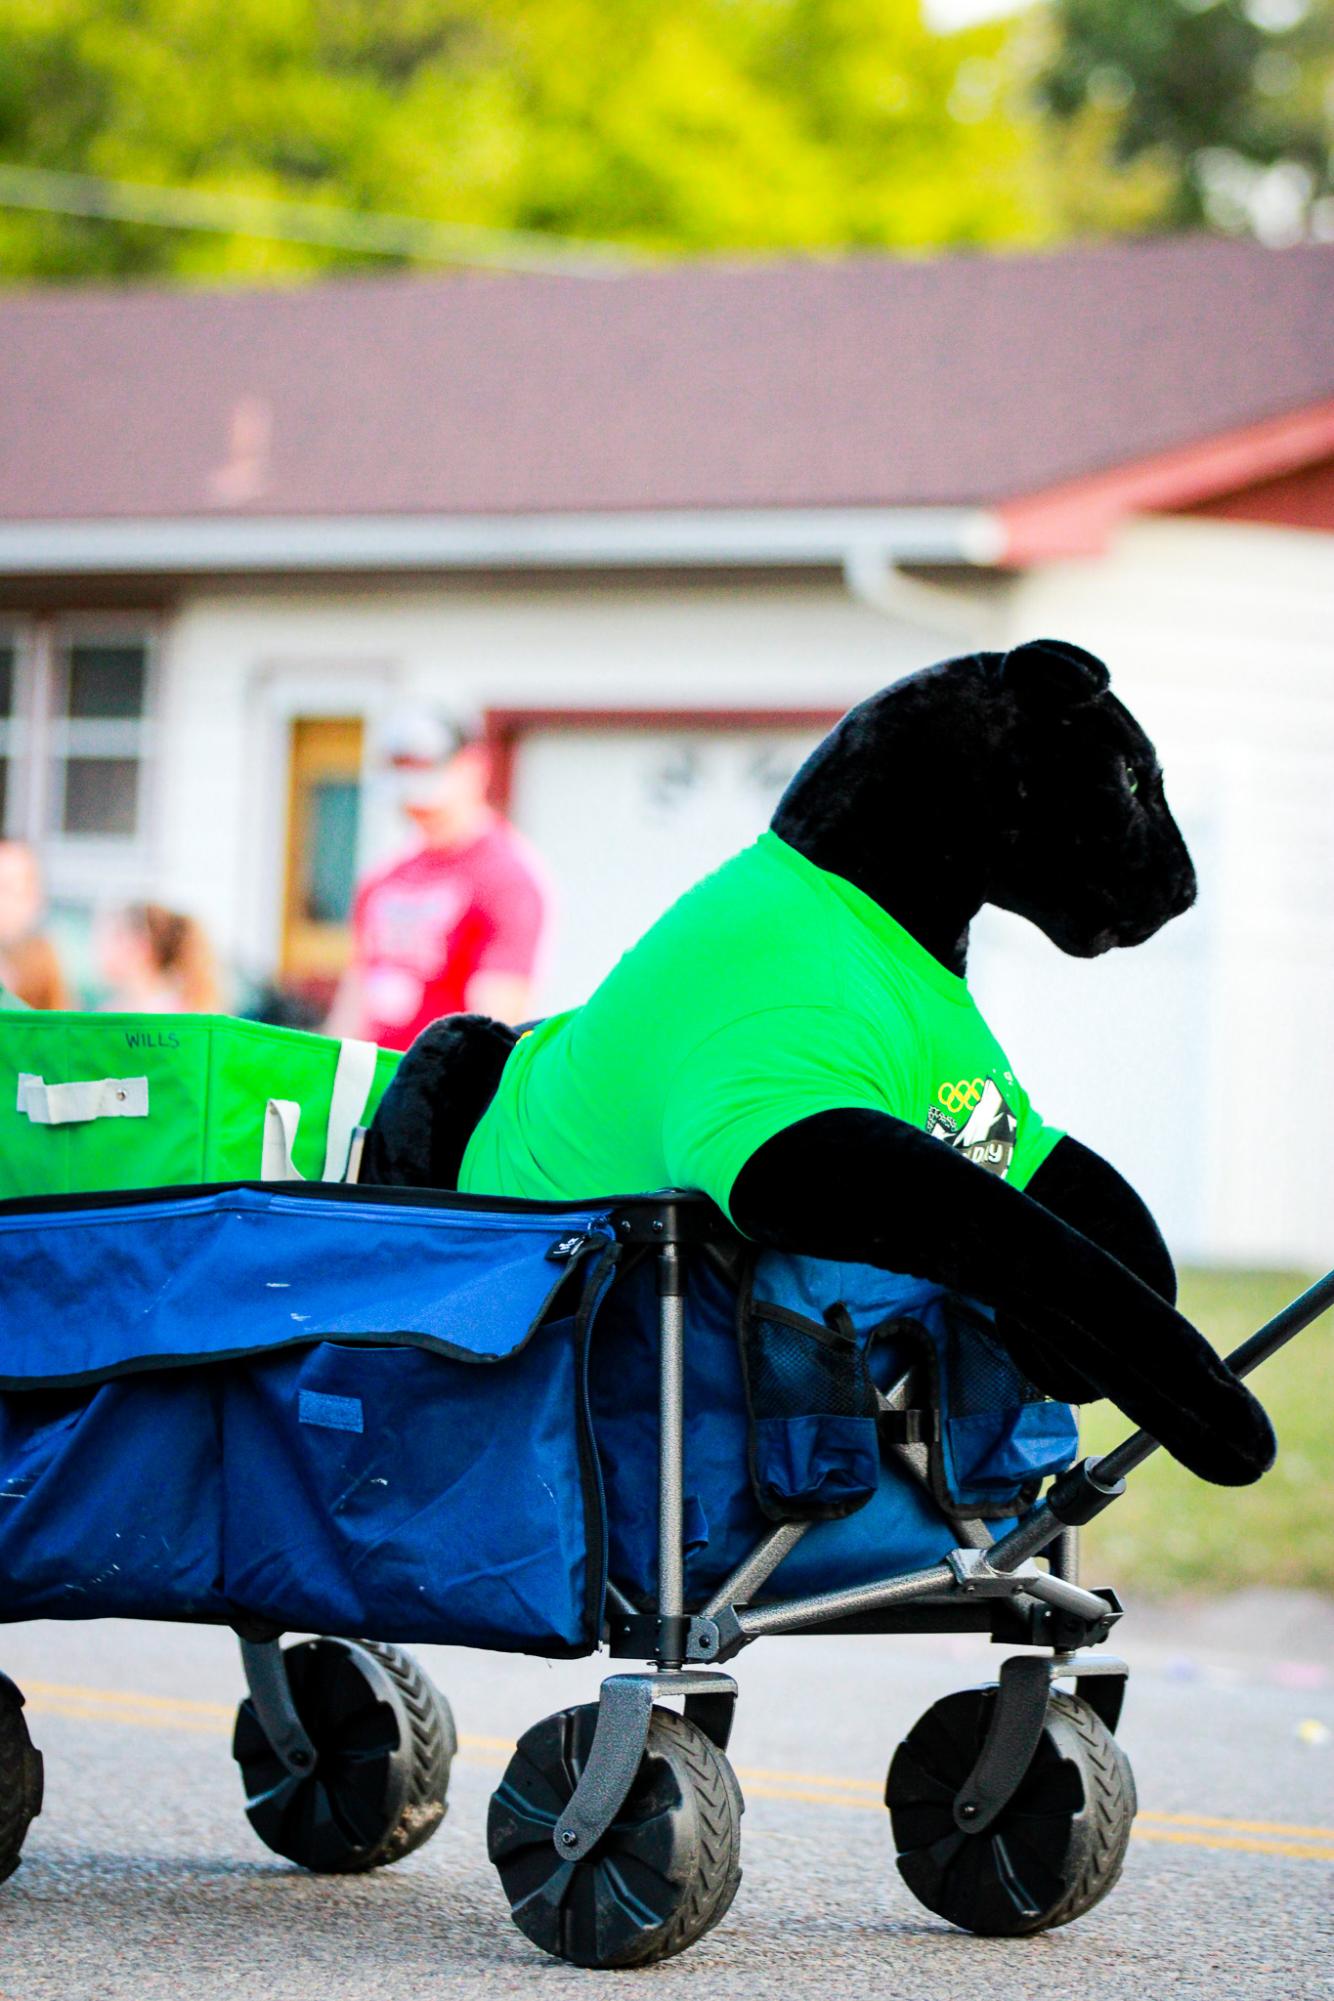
[721, 1782, 1334, 1862]
[25, 1680, 234, 1719]
[720, 1781, 1334, 1858]
[723, 1777, 1334, 1847]
[20, 1680, 1334, 1864]
[28, 1701, 222, 1736]
[1139, 1810, 1334, 1841]
[744, 1781, 882, 1812]
[22, 1682, 513, 1753]
[1134, 1828, 1334, 1863]
[736, 1763, 881, 1792]
[664, 1762, 1334, 1844]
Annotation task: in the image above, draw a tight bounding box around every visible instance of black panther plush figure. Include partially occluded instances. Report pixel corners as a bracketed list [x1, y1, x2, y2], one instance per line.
[360, 1013, 518, 1190]
[364, 640, 1274, 1488]
[732, 639, 1270, 1482]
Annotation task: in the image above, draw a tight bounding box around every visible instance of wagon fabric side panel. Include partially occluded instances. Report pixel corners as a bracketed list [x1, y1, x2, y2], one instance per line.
[0, 1187, 616, 1656]
[588, 1249, 1078, 1608]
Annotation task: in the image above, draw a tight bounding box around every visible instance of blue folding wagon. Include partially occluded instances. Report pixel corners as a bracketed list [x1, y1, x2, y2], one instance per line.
[1, 1176, 1328, 1968]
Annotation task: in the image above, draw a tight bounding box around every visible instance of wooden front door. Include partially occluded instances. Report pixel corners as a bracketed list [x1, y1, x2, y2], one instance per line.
[282, 716, 365, 993]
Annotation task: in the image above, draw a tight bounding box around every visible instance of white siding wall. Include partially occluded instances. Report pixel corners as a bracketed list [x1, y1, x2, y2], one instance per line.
[995, 516, 1334, 1268]
[157, 578, 972, 981]
[148, 517, 1334, 1268]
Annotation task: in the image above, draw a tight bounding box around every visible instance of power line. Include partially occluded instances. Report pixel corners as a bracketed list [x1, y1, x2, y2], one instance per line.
[0, 163, 645, 278]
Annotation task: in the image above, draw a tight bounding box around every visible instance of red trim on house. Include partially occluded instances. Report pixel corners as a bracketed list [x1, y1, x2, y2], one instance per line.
[995, 400, 1334, 565]
[483, 706, 842, 813]
[1185, 453, 1334, 532]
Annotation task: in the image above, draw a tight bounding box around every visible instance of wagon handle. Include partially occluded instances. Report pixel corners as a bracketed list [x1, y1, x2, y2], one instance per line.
[986, 1265, 1334, 1574]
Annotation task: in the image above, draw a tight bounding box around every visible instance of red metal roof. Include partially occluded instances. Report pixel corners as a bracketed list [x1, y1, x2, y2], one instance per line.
[0, 235, 1330, 526]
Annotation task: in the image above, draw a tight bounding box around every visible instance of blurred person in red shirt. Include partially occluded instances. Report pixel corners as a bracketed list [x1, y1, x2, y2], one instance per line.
[327, 710, 549, 1051]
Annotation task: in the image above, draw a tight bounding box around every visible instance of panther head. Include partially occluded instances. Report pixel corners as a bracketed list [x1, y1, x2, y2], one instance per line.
[772, 638, 1197, 966]
[984, 638, 1197, 956]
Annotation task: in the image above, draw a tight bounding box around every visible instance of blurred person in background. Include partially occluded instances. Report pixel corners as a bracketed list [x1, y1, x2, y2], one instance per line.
[0, 840, 70, 1011]
[98, 903, 222, 1013]
[326, 709, 549, 1051]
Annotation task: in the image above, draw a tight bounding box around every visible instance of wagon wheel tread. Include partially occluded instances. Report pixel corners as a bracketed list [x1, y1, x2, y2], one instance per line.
[0, 1689, 43, 1888]
[353, 1641, 456, 1869]
[609, 1709, 744, 1968]
[1035, 1691, 1137, 1932]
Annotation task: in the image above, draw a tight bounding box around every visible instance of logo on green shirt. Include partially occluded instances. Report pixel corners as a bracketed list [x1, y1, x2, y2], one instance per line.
[926, 1073, 1018, 1178]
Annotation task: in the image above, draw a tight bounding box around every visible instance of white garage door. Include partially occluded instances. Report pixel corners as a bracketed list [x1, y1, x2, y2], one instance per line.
[511, 719, 1217, 1259]
[511, 723, 827, 1013]
[967, 810, 1218, 1259]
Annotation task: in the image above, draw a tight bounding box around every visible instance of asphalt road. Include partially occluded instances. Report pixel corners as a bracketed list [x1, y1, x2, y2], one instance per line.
[1, 1600, 1331, 2001]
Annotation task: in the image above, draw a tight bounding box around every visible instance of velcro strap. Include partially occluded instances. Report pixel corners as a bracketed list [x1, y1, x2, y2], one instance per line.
[259, 1038, 380, 1183]
[322, 1038, 378, 1181]
[262, 1098, 304, 1181]
[878, 1409, 939, 1445]
[17, 1073, 149, 1126]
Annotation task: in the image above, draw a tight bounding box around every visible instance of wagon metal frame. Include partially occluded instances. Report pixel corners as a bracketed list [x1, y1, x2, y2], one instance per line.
[4, 1186, 1331, 1966]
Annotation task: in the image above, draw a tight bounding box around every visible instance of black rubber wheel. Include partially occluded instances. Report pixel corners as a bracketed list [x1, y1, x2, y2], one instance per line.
[0, 1677, 44, 1888]
[886, 1686, 1136, 1936]
[488, 1703, 743, 1969]
[233, 1638, 455, 1873]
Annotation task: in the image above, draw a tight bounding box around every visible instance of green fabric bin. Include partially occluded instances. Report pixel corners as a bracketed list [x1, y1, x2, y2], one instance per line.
[0, 1012, 398, 1200]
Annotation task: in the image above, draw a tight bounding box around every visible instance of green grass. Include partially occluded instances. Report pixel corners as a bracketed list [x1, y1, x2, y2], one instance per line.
[1076, 1269, 1334, 1596]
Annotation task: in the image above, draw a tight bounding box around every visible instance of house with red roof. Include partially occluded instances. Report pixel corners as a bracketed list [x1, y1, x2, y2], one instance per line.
[1, 233, 1331, 1260]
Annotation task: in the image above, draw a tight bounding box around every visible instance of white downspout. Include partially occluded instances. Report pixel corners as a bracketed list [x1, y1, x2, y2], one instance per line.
[841, 543, 1004, 646]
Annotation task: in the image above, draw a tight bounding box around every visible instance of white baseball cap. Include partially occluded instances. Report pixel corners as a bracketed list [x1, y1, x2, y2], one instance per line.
[375, 705, 482, 765]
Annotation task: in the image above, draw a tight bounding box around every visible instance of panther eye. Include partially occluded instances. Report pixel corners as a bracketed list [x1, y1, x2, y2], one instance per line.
[1122, 758, 1140, 797]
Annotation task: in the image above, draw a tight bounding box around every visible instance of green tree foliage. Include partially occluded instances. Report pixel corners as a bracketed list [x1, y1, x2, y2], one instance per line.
[1036, 0, 1334, 233]
[0, 0, 1057, 278]
[1, 0, 1327, 278]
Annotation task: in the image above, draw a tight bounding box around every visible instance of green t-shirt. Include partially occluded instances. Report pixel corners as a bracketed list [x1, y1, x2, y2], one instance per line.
[460, 831, 1061, 1223]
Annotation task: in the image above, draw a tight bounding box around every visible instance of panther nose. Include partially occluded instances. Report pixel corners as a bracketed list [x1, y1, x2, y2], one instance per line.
[1174, 863, 1199, 915]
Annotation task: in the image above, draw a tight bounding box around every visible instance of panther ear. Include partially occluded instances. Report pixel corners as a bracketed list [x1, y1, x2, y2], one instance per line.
[1001, 638, 1110, 712]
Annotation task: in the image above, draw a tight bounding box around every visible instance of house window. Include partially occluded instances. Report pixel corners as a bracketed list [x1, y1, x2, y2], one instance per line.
[0, 628, 35, 841]
[0, 637, 14, 833]
[0, 621, 155, 855]
[47, 629, 153, 844]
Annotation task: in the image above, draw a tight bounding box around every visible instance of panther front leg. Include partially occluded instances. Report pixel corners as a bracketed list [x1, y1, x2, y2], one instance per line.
[729, 1108, 1273, 1486]
[988, 1134, 1178, 1404]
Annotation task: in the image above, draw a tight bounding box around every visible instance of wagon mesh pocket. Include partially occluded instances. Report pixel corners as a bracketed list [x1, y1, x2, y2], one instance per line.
[740, 1300, 880, 1522]
[945, 1310, 1047, 1419]
[934, 1299, 1078, 1517]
